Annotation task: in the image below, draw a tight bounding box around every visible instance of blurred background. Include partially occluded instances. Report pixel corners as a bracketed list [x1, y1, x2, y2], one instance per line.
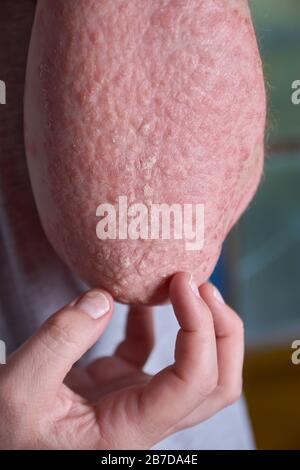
[214, 0, 300, 450]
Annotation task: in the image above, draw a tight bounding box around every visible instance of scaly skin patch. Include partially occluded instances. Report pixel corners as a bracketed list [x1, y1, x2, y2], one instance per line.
[25, 0, 266, 305]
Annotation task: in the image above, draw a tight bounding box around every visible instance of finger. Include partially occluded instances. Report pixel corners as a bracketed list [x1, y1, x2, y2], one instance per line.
[114, 305, 155, 368]
[171, 283, 245, 433]
[136, 272, 218, 440]
[200, 283, 244, 404]
[7, 289, 114, 400]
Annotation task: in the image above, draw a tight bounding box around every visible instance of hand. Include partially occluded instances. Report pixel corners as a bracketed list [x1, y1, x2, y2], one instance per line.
[0, 273, 244, 449]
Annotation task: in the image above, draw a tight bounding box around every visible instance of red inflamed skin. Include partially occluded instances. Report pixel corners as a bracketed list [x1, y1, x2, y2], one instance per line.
[24, 0, 266, 305]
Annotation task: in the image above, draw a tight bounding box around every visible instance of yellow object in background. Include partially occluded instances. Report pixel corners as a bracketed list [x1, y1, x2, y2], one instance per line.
[244, 345, 300, 450]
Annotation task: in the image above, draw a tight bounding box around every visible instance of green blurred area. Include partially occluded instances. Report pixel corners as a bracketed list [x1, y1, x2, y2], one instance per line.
[231, 1, 300, 345]
[251, 0, 300, 142]
[234, 154, 300, 344]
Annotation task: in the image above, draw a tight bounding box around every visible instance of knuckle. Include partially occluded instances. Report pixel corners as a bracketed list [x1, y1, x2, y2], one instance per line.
[41, 313, 79, 359]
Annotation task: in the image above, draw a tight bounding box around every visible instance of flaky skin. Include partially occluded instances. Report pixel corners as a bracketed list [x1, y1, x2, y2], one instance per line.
[25, 0, 266, 305]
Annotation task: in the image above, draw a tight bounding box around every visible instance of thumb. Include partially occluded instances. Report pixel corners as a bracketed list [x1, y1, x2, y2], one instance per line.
[8, 289, 113, 400]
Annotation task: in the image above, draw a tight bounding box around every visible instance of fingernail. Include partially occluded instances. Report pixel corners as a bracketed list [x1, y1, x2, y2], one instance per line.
[76, 290, 110, 319]
[213, 286, 225, 305]
[189, 275, 200, 298]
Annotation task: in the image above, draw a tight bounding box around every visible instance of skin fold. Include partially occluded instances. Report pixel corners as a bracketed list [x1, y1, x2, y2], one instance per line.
[24, 0, 266, 305]
[0, 4, 245, 449]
